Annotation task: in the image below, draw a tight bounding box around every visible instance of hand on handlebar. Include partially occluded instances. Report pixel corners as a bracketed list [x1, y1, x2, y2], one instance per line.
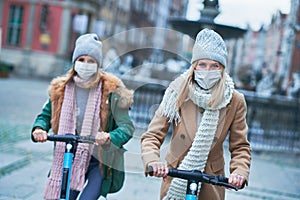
[228, 173, 245, 189]
[32, 128, 48, 142]
[95, 131, 110, 145]
[147, 162, 169, 180]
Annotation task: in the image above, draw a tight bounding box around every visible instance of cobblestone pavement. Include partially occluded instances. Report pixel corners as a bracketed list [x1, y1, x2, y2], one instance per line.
[1, 77, 300, 200]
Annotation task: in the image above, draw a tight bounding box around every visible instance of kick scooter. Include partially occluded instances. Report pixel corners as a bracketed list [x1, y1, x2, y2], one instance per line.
[47, 133, 95, 200]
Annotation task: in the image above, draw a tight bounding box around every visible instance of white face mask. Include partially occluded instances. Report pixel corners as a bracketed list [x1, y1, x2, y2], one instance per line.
[74, 61, 98, 80]
[194, 69, 222, 90]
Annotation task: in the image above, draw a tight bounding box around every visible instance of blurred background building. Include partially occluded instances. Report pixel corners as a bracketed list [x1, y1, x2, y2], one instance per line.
[0, 0, 299, 98]
[0, 0, 188, 77]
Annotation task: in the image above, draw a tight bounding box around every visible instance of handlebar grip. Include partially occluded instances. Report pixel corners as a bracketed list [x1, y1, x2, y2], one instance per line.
[168, 168, 179, 176]
[79, 135, 96, 143]
[216, 175, 238, 191]
[47, 134, 56, 141]
[147, 166, 154, 176]
[217, 175, 228, 183]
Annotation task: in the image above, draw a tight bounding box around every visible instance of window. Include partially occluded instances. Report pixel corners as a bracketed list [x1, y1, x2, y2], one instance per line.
[39, 4, 49, 31]
[6, 5, 24, 46]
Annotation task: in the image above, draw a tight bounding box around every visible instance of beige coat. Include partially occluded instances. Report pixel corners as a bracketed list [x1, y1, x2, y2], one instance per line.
[141, 78, 251, 200]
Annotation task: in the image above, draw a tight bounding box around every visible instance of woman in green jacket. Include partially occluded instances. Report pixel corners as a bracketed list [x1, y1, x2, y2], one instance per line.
[31, 33, 134, 200]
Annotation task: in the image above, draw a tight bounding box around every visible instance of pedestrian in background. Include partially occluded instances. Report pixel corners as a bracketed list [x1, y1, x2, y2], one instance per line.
[31, 33, 134, 200]
[141, 28, 251, 200]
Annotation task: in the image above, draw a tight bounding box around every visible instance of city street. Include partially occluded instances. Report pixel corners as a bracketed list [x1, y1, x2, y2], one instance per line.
[0, 77, 300, 200]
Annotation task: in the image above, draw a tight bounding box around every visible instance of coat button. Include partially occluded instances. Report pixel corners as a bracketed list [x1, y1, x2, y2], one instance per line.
[213, 137, 218, 142]
[180, 134, 185, 140]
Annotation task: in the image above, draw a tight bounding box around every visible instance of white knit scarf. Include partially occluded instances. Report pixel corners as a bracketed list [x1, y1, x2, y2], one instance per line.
[44, 76, 102, 200]
[158, 73, 234, 200]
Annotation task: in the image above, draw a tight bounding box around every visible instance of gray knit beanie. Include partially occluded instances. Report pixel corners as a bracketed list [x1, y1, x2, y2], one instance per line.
[72, 33, 102, 66]
[191, 28, 227, 67]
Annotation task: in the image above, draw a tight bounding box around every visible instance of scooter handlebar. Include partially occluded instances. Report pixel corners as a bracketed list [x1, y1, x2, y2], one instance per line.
[147, 166, 238, 191]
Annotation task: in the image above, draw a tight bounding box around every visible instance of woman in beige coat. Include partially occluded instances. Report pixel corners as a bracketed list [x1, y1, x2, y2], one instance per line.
[141, 28, 251, 200]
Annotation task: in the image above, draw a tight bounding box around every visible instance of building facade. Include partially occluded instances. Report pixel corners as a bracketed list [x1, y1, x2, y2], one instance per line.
[0, 0, 187, 77]
[234, 0, 300, 96]
[0, 0, 102, 77]
[0, 0, 298, 97]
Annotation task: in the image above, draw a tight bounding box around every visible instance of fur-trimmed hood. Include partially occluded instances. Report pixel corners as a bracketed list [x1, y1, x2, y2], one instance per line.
[101, 73, 134, 109]
[48, 72, 134, 133]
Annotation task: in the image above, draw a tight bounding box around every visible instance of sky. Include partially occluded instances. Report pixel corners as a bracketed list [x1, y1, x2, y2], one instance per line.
[187, 0, 291, 31]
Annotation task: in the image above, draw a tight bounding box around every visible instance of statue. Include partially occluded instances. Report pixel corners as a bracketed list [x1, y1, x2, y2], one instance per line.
[203, 0, 219, 9]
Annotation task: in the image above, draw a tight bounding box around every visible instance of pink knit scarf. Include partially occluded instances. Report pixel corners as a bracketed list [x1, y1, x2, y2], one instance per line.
[44, 78, 102, 200]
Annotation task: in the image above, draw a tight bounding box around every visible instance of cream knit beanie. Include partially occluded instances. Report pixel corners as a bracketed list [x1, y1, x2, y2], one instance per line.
[191, 28, 227, 67]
